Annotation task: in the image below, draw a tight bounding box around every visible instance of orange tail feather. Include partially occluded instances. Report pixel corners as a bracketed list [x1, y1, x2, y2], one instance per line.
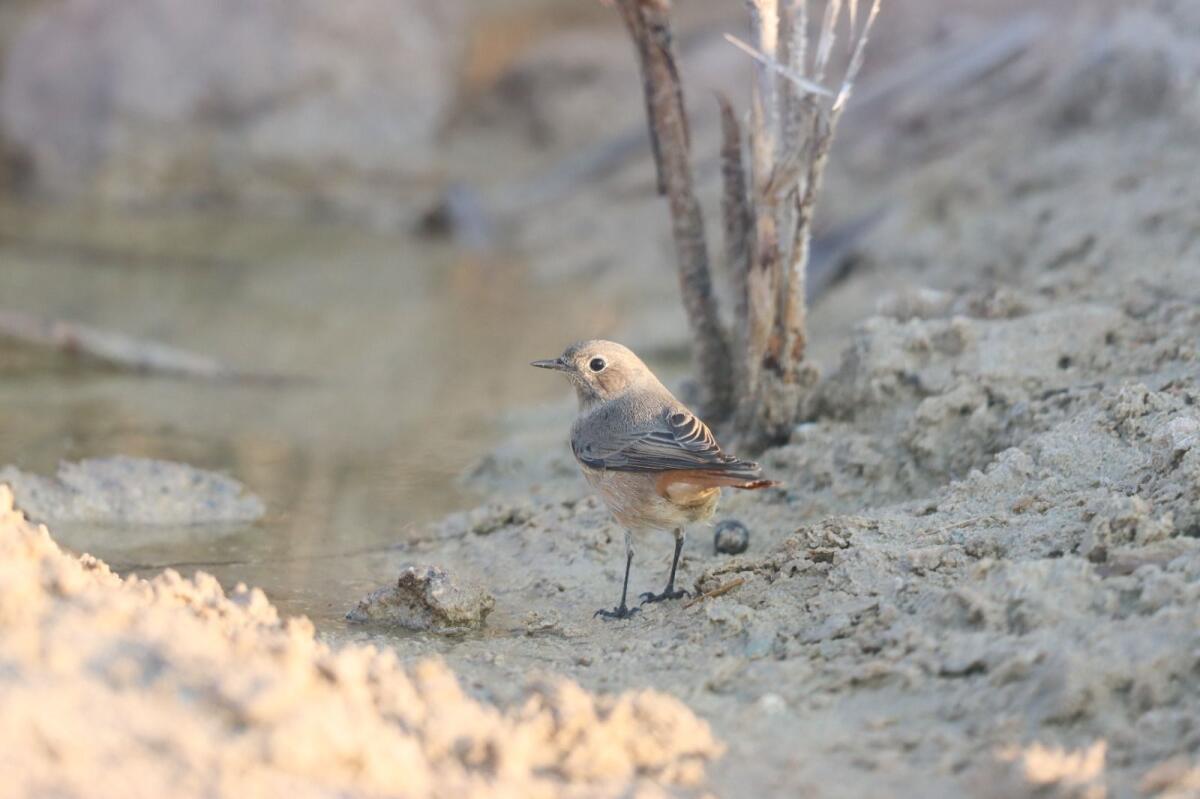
[655, 470, 781, 495]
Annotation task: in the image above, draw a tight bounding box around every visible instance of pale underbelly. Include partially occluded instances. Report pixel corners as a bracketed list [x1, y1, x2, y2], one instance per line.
[579, 465, 720, 531]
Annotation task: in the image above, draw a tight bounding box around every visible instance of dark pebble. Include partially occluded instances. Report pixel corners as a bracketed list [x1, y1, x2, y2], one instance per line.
[714, 519, 750, 555]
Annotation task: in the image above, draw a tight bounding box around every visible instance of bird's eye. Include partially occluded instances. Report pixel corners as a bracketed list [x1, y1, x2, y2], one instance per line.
[588, 357, 607, 372]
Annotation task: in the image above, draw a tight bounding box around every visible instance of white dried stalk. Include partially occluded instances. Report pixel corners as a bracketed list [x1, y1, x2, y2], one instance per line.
[725, 0, 884, 443]
[743, 0, 780, 206]
[747, 0, 781, 111]
[781, 0, 882, 376]
[793, 0, 809, 79]
[813, 0, 844, 84]
[834, 0, 882, 113]
[724, 34, 833, 99]
[776, 0, 814, 159]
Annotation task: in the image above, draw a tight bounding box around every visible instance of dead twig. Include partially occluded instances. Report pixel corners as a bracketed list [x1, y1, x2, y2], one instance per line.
[717, 92, 752, 390]
[0, 310, 297, 384]
[684, 576, 746, 609]
[614, 0, 733, 419]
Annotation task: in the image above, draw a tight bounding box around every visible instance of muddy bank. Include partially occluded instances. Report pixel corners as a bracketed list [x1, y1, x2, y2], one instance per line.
[1, 0, 1199, 797]
[0, 486, 722, 798]
[360, 3, 1200, 797]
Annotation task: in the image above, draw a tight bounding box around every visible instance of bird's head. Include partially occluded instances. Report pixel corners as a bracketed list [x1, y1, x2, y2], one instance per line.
[531, 339, 655, 408]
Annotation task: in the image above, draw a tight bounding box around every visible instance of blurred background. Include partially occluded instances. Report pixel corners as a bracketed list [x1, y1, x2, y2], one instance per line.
[0, 0, 1169, 628]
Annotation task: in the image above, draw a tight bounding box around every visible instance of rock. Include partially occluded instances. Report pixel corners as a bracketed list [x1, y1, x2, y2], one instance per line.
[0, 0, 463, 222]
[346, 564, 494, 631]
[713, 519, 750, 555]
[790, 516, 875, 562]
[875, 287, 954, 321]
[902, 380, 997, 478]
[744, 620, 779, 660]
[1082, 494, 1175, 563]
[704, 599, 755, 634]
[0, 457, 264, 525]
[1151, 415, 1200, 471]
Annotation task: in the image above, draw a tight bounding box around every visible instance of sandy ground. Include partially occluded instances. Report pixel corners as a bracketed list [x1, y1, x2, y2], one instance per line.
[0, 485, 722, 798]
[383, 2, 1200, 796]
[3, 0, 1200, 797]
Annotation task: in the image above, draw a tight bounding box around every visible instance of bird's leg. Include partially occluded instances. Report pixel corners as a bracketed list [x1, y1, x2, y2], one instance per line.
[641, 528, 690, 604]
[595, 530, 641, 620]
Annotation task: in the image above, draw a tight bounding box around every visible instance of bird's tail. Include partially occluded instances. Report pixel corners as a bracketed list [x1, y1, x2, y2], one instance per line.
[656, 459, 781, 493]
[730, 478, 780, 490]
[717, 457, 779, 489]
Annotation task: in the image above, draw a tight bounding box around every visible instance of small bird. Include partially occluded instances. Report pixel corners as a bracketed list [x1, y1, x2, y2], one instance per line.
[532, 340, 776, 620]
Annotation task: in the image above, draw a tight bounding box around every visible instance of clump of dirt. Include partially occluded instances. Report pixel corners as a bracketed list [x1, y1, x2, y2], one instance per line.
[0, 486, 723, 798]
[346, 564, 496, 631]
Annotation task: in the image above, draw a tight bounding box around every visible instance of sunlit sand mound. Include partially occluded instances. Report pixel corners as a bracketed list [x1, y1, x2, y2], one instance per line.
[0, 486, 722, 798]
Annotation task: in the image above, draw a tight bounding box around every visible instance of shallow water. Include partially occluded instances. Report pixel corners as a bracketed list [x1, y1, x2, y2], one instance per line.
[0, 200, 601, 630]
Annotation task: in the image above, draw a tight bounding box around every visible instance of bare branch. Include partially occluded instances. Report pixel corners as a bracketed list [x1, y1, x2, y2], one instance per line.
[717, 93, 752, 368]
[0, 310, 294, 383]
[615, 2, 668, 195]
[715, 93, 753, 407]
[615, 0, 733, 418]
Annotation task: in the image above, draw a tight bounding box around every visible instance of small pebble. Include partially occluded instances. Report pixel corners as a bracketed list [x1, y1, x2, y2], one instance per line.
[757, 693, 787, 715]
[714, 519, 750, 555]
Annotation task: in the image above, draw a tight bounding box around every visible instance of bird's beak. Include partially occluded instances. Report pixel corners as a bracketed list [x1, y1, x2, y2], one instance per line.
[530, 357, 569, 371]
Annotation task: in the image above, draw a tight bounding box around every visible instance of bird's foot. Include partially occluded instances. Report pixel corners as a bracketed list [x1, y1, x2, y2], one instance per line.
[594, 603, 641, 620]
[639, 587, 689, 605]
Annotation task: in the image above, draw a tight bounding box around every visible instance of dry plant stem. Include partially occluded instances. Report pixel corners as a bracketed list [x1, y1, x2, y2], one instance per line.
[730, 0, 881, 443]
[615, 0, 733, 419]
[834, 0, 882, 113]
[722, 35, 831, 98]
[777, 0, 812, 151]
[781, 115, 828, 370]
[781, 0, 881, 372]
[738, 0, 783, 430]
[683, 576, 746, 609]
[776, 0, 817, 371]
[718, 94, 753, 390]
[0, 309, 289, 383]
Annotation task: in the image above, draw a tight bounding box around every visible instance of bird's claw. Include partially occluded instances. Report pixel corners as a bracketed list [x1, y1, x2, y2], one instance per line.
[594, 604, 641, 621]
[639, 588, 690, 605]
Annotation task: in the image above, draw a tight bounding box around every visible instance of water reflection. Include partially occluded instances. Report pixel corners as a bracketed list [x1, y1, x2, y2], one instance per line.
[0, 201, 607, 629]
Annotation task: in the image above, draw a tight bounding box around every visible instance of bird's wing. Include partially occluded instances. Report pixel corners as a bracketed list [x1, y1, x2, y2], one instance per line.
[574, 408, 753, 474]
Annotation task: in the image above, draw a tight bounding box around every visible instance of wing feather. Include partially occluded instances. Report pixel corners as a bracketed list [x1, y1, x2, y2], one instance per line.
[574, 408, 763, 479]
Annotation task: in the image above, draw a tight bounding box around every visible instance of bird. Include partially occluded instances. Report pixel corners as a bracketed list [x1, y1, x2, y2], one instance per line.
[532, 340, 776, 620]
